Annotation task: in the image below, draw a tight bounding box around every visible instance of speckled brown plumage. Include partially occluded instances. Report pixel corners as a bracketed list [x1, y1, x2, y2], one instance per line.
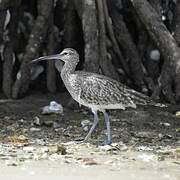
[32, 48, 156, 144]
[72, 72, 150, 109]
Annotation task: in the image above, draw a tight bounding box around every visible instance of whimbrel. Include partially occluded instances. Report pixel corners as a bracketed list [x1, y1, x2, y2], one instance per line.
[32, 48, 157, 144]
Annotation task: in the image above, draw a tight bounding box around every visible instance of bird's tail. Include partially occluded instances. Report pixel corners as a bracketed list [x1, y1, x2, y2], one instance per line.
[126, 89, 167, 107]
[147, 101, 167, 107]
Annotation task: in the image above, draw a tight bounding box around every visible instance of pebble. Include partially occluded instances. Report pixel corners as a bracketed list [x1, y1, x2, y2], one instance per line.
[29, 127, 41, 132]
[42, 101, 63, 115]
[160, 122, 171, 127]
[18, 135, 28, 141]
[81, 120, 91, 131]
[99, 142, 128, 151]
[175, 111, 180, 118]
[5, 160, 19, 166]
[43, 120, 53, 127]
[137, 153, 155, 162]
[23, 146, 35, 152]
[79, 158, 99, 166]
[136, 146, 153, 151]
[33, 116, 41, 126]
[53, 122, 61, 129]
[18, 119, 24, 123]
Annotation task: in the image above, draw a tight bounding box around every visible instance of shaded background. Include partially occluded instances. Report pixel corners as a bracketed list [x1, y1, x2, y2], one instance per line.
[0, 0, 180, 105]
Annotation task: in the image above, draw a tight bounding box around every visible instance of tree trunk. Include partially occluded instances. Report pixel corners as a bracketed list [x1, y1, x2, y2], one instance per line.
[81, 0, 100, 73]
[2, 43, 13, 98]
[1, 0, 21, 98]
[108, 0, 145, 89]
[12, 0, 54, 98]
[46, 25, 59, 93]
[96, 0, 119, 80]
[173, 0, 180, 46]
[172, 0, 180, 101]
[131, 0, 180, 103]
[104, 0, 129, 77]
[0, 10, 6, 44]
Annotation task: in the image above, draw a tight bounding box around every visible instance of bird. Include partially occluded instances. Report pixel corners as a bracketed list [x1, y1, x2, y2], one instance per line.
[31, 48, 161, 145]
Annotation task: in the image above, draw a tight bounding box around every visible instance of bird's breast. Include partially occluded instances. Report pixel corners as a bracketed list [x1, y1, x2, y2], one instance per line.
[63, 74, 81, 101]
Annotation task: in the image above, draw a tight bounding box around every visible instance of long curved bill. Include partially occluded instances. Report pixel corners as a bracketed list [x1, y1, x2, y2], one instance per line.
[30, 54, 62, 64]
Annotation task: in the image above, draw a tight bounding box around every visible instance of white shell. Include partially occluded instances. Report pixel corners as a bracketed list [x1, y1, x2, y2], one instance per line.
[42, 101, 63, 114]
[150, 49, 160, 61]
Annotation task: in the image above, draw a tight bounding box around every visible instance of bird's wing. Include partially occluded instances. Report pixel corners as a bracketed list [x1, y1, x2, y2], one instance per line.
[75, 72, 150, 108]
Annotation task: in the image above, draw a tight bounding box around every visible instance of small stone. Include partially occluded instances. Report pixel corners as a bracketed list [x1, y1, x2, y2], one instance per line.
[160, 122, 171, 127]
[34, 139, 46, 145]
[23, 146, 35, 152]
[4, 116, 11, 120]
[176, 140, 180, 145]
[101, 142, 128, 151]
[136, 146, 153, 151]
[81, 119, 91, 127]
[54, 128, 61, 132]
[43, 120, 53, 127]
[19, 119, 24, 123]
[41, 153, 48, 159]
[48, 145, 66, 155]
[134, 131, 153, 138]
[164, 134, 173, 139]
[53, 122, 61, 129]
[116, 142, 128, 151]
[33, 116, 41, 126]
[57, 145, 67, 155]
[83, 126, 89, 132]
[63, 141, 77, 145]
[99, 145, 116, 151]
[175, 147, 180, 153]
[5, 160, 18, 166]
[18, 135, 28, 141]
[158, 155, 165, 161]
[80, 158, 99, 166]
[48, 146, 58, 154]
[137, 153, 155, 162]
[40, 146, 49, 153]
[81, 120, 92, 131]
[6, 126, 15, 132]
[104, 160, 114, 165]
[22, 128, 28, 133]
[158, 133, 163, 139]
[29, 127, 41, 132]
[175, 111, 180, 118]
[42, 101, 63, 115]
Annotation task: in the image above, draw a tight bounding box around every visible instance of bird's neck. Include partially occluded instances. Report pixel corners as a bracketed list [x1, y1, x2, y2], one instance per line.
[60, 59, 78, 82]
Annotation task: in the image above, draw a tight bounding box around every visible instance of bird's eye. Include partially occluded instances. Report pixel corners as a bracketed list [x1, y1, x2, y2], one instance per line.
[63, 52, 68, 55]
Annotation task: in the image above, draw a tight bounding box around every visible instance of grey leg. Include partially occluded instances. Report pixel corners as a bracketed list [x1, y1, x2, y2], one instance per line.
[84, 109, 99, 141]
[102, 110, 112, 144]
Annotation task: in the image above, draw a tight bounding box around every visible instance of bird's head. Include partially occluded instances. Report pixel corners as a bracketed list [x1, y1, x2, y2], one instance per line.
[58, 48, 79, 63]
[31, 48, 79, 64]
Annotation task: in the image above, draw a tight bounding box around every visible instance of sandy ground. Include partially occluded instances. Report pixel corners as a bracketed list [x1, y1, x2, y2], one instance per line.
[0, 158, 179, 180]
[0, 92, 180, 179]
